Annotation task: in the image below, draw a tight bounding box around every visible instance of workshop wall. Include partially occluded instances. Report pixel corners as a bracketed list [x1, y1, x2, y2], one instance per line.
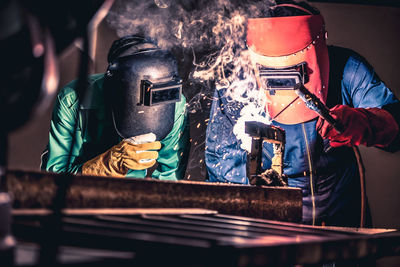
[313, 3, 400, 229]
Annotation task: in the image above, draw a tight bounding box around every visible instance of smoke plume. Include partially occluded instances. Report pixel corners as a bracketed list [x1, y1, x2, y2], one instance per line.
[106, 0, 275, 178]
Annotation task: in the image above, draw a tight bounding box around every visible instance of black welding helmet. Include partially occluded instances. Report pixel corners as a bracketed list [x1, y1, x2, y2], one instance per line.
[104, 35, 182, 140]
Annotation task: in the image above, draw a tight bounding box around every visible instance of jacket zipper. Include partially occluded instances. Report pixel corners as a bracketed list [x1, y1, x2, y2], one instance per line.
[302, 123, 316, 226]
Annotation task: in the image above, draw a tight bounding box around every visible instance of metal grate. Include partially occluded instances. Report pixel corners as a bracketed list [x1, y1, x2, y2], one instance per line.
[12, 210, 400, 266]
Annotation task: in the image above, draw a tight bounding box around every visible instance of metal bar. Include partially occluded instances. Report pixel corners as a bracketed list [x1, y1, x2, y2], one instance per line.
[12, 208, 218, 216]
[87, 0, 115, 72]
[12, 212, 400, 266]
[14, 216, 213, 249]
[97, 215, 262, 238]
[145, 214, 317, 239]
[178, 214, 361, 238]
[214, 214, 397, 235]
[61, 216, 223, 243]
[6, 169, 302, 222]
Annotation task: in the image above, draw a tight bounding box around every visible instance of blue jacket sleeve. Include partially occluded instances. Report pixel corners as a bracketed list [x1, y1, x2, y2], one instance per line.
[205, 88, 249, 184]
[341, 53, 399, 109]
[341, 51, 400, 151]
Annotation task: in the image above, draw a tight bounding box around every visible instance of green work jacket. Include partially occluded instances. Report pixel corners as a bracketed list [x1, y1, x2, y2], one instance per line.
[41, 74, 190, 180]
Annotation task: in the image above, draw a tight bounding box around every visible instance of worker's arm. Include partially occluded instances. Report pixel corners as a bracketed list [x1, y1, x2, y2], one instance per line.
[317, 51, 400, 150]
[317, 105, 398, 148]
[42, 84, 85, 173]
[205, 88, 249, 184]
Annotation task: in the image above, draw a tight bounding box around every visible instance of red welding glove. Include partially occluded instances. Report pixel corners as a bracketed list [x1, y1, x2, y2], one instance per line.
[316, 105, 399, 148]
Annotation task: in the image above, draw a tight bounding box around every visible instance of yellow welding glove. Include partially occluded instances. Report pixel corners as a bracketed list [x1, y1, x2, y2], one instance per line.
[82, 140, 161, 177]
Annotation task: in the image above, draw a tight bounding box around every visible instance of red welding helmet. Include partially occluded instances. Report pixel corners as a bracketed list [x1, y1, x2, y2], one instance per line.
[247, 13, 329, 124]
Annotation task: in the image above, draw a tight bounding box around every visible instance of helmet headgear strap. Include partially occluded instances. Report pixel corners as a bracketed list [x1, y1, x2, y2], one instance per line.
[270, 4, 313, 15]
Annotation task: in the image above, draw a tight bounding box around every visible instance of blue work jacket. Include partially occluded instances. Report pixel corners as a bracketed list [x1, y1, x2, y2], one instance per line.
[205, 46, 400, 227]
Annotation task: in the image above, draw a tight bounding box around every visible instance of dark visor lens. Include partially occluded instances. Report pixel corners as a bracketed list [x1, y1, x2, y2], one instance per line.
[141, 79, 182, 106]
[151, 85, 181, 104]
[267, 78, 298, 88]
[258, 62, 308, 90]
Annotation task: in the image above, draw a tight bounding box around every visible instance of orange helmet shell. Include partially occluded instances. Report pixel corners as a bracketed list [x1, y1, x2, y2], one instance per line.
[247, 14, 329, 124]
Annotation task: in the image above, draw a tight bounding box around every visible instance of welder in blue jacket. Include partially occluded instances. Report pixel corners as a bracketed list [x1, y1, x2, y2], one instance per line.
[205, 1, 400, 227]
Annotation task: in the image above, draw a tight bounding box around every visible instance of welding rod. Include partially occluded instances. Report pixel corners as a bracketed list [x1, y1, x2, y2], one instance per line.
[294, 83, 344, 134]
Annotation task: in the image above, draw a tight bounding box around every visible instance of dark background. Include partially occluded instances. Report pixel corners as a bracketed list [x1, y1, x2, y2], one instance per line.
[7, 0, 400, 242]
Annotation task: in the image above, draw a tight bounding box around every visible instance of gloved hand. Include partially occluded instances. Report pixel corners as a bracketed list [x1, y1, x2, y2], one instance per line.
[316, 105, 399, 148]
[82, 137, 161, 177]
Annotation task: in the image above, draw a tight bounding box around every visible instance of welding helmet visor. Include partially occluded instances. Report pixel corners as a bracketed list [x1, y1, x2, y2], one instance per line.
[247, 14, 329, 124]
[104, 37, 182, 140]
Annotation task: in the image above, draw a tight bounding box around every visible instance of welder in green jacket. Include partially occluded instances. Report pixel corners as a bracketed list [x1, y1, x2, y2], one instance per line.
[41, 35, 190, 180]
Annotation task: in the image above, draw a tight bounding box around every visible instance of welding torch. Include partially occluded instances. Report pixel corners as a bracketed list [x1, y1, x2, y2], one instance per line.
[294, 83, 367, 227]
[294, 83, 344, 134]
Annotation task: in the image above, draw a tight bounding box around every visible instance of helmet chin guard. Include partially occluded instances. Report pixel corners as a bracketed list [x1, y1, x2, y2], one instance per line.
[247, 14, 329, 124]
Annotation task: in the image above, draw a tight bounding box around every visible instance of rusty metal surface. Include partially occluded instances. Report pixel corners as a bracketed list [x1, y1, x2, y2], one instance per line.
[5, 169, 302, 222]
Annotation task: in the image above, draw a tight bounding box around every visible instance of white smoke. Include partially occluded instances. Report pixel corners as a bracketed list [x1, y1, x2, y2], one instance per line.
[106, 0, 274, 63]
[106, 0, 275, 176]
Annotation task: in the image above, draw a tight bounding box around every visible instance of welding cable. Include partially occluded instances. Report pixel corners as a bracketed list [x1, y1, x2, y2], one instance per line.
[294, 84, 367, 227]
[271, 96, 300, 121]
[352, 146, 366, 228]
[270, 3, 314, 15]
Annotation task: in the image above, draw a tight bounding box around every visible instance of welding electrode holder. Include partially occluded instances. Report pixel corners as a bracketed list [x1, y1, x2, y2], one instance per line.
[294, 83, 345, 134]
